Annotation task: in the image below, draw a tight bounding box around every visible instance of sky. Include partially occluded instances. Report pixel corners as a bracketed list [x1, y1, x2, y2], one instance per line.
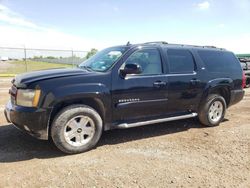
[0, 0, 249, 53]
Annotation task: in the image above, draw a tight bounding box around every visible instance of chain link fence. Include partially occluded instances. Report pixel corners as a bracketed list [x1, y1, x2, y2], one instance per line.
[0, 47, 88, 74]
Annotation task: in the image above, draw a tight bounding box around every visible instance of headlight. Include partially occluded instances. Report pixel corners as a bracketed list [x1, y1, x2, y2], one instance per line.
[16, 89, 41, 107]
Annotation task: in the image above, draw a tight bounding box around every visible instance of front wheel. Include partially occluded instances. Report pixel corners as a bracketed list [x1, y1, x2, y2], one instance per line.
[198, 94, 226, 127]
[51, 105, 103, 154]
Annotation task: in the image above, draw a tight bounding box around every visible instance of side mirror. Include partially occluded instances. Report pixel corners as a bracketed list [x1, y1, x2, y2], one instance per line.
[120, 63, 142, 77]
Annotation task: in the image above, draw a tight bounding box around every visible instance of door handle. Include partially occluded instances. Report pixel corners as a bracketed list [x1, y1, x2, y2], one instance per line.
[153, 81, 167, 88]
[190, 79, 201, 85]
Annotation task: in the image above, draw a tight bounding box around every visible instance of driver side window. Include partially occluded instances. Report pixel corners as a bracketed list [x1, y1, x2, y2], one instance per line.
[121, 48, 163, 75]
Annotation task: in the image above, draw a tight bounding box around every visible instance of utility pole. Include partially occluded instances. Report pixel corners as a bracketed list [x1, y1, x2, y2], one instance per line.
[24, 45, 27, 72]
[72, 49, 74, 68]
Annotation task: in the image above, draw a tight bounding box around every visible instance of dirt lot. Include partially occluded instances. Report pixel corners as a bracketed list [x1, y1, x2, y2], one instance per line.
[0, 78, 249, 188]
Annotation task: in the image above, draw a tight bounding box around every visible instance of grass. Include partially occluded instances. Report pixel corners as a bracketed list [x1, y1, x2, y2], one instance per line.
[0, 74, 16, 77]
[0, 60, 74, 75]
[237, 54, 250, 58]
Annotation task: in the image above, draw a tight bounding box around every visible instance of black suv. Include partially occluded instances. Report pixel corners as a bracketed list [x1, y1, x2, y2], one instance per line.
[4, 42, 245, 154]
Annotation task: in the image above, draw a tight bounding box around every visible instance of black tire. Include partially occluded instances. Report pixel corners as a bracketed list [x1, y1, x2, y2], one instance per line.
[51, 105, 103, 154]
[198, 94, 226, 127]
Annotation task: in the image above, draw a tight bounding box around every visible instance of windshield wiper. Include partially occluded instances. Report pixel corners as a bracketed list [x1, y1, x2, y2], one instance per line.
[81, 65, 93, 72]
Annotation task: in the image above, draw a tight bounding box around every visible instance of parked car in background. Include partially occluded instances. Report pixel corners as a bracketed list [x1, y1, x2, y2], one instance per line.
[0, 56, 9, 61]
[239, 58, 250, 88]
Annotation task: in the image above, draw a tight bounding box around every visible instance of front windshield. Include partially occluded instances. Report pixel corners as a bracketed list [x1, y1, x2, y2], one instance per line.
[79, 47, 128, 72]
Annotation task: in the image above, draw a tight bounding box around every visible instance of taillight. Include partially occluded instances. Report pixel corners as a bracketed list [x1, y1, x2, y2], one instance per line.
[242, 71, 246, 89]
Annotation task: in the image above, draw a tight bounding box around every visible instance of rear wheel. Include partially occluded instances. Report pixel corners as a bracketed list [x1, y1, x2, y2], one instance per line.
[51, 105, 103, 154]
[198, 94, 226, 127]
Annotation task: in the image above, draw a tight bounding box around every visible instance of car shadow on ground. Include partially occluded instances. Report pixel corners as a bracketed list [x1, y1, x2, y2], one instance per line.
[0, 118, 211, 163]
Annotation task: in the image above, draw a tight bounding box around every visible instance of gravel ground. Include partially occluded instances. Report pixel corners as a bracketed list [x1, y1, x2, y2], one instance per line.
[0, 78, 249, 188]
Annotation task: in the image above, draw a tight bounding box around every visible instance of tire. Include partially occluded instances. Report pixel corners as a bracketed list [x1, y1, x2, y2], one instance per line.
[198, 94, 226, 127]
[51, 104, 103, 154]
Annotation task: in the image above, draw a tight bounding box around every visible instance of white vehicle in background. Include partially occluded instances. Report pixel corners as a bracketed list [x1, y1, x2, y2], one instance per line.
[0, 56, 9, 61]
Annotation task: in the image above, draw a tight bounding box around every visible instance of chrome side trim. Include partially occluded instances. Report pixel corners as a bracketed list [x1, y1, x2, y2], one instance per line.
[116, 98, 168, 108]
[117, 113, 198, 129]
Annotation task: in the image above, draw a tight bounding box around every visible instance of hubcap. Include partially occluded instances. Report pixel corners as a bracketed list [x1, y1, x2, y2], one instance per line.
[208, 101, 223, 123]
[64, 115, 95, 147]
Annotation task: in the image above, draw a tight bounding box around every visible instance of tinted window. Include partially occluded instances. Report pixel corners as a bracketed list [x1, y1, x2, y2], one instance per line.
[122, 48, 162, 75]
[166, 49, 195, 73]
[198, 50, 241, 73]
[79, 47, 128, 72]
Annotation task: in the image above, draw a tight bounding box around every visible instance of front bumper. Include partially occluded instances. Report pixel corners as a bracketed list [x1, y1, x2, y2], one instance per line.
[4, 100, 50, 140]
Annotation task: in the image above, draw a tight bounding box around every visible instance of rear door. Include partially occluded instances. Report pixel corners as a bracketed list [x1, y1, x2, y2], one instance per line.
[164, 48, 204, 114]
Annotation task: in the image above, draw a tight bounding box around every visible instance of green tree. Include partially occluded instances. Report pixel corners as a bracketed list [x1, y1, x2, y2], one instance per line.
[86, 48, 98, 59]
[46, 56, 56, 59]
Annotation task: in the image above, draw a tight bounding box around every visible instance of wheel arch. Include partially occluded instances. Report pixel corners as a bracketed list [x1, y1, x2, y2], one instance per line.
[199, 78, 233, 109]
[209, 86, 231, 107]
[47, 97, 107, 138]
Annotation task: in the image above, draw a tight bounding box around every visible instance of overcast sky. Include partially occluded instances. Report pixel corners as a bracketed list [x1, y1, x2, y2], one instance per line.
[0, 0, 249, 53]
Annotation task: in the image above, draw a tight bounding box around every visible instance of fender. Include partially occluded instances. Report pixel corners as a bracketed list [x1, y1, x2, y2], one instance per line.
[43, 82, 111, 130]
[199, 78, 233, 108]
[48, 83, 109, 105]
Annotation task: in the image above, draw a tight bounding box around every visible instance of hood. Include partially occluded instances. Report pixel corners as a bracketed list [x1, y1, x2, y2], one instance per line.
[13, 68, 91, 88]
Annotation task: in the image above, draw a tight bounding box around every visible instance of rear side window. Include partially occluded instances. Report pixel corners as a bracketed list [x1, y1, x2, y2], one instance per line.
[198, 50, 241, 73]
[166, 49, 195, 73]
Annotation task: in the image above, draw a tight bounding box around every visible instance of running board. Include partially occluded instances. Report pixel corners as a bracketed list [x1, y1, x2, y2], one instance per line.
[117, 113, 198, 129]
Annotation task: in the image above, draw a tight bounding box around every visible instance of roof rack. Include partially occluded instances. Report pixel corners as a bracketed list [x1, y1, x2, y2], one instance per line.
[167, 43, 219, 49]
[168, 43, 225, 50]
[203, 45, 217, 48]
[143, 41, 168, 45]
[202, 46, 226, 50]
[141, 42, 225, 50]
[165, 43, 200, 48]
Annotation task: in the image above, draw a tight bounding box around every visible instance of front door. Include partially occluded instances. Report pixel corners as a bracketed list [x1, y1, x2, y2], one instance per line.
[111, 47, 169, 122]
